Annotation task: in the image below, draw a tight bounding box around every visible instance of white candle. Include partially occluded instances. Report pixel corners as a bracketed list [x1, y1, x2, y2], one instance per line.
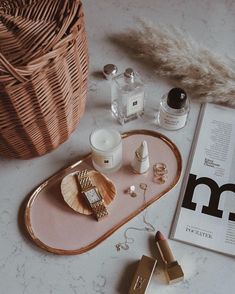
[89, 128, 122, 173]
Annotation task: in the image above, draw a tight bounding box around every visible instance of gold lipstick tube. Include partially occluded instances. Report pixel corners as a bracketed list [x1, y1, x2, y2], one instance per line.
[156, 232, 184, 284]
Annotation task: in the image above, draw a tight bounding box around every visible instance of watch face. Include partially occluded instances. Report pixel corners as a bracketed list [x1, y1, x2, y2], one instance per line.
[84, 188, 101, 204]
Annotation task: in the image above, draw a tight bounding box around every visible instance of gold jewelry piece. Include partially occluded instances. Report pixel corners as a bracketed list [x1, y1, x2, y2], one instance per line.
[139, 183, 147, 191]
[153, 163, 167, 173]
[126, 185, 137, 197]
[135, 150, 148, 162]
[153, 163, 168, 184]
[116, 182, 155, 251]
[155, 169, 168, 176]
[139, 183, 155, 232]
[77, 169, 108, 221]
[153, 174, 168, 184]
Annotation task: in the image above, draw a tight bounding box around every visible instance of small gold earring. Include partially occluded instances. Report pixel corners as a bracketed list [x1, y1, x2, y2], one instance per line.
[126, 185, 137, 197]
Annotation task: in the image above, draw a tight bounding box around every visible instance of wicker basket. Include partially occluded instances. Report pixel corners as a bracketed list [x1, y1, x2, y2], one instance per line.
[0, 0, 89, 159]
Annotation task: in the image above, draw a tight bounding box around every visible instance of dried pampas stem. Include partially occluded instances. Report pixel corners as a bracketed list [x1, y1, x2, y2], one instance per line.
[113, 21, 235, 106]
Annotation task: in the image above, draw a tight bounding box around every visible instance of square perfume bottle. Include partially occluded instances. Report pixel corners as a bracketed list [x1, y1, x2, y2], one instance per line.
[111, 68, 145, 125]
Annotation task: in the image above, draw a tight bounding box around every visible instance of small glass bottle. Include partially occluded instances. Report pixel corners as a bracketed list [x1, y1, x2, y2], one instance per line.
[157, 88, 190, 130]
[111, 68, 145, 125]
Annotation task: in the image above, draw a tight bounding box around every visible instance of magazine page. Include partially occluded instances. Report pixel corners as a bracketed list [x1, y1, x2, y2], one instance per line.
[171, 103, 235, 256]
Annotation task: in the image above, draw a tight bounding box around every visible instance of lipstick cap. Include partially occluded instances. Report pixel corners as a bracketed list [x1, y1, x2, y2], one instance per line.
[129, 255, 157, 294]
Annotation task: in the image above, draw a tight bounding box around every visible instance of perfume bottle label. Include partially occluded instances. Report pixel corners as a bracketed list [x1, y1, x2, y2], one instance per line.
[92, 153, 113, 168]
[127, 93, 144, 116]
[159, 108, 188, 130]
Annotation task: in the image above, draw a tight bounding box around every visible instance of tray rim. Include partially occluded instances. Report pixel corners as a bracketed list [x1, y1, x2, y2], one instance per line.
[24, 129, 182, 255]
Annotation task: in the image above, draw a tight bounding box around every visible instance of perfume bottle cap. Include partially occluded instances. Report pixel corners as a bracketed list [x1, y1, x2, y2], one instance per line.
[103, 64, 118, 80]
[124, 68, 135, 78]
[124, 68, 135, 82]
[167, 88, 187, 109]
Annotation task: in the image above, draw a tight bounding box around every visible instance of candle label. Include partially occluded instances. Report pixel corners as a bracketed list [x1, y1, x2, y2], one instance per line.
[93, 153, 113, 168]
[127, 93, 144, 116]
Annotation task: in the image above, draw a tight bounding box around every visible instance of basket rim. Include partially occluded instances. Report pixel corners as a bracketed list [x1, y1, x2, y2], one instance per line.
[0, 0, 84, 83]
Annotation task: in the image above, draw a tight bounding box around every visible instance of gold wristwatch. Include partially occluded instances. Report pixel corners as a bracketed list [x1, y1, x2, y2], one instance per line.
[77, 169, 108, 221]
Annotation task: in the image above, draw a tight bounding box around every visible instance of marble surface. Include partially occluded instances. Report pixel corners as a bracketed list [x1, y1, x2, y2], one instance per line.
[0, 0, 235, 293]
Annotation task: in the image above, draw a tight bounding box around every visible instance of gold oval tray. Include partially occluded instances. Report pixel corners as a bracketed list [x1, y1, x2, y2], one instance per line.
[24, 130, 182, 255]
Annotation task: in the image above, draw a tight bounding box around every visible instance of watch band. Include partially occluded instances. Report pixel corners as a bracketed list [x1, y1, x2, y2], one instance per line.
[77, 169, 93, 191]
[90, 201, 108, 220]
[77, 169, 108, 221]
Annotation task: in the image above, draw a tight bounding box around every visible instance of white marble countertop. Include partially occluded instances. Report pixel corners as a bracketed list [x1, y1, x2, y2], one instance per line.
[0, 0, 235, 293]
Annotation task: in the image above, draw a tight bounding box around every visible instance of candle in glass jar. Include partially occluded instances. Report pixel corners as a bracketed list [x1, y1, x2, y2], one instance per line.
[89, 128, 122, 173]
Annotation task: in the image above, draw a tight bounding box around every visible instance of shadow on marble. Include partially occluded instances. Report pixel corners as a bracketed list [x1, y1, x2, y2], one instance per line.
[91, 70, 104, 80]
[116, 259, 138, 293]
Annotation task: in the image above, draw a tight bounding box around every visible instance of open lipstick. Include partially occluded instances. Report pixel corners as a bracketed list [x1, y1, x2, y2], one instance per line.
[155, 231, 184, 284]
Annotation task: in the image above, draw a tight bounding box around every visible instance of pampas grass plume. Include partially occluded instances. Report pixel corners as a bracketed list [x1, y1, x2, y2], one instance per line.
[113, 20, 235, 106]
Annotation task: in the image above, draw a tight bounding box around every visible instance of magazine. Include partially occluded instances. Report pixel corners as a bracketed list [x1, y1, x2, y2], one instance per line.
[171, 103, 235, 256]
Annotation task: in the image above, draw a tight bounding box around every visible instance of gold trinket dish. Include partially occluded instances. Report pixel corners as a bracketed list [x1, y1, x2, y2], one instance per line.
[24, 130, 182, 255]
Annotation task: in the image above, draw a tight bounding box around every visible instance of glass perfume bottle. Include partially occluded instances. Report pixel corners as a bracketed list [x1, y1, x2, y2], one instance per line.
[157, 88, 190, 130]
[111, 68, 145, 125]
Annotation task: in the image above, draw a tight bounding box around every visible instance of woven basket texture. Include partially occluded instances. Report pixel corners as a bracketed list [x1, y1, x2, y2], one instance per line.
[0, 0, 89, 159]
